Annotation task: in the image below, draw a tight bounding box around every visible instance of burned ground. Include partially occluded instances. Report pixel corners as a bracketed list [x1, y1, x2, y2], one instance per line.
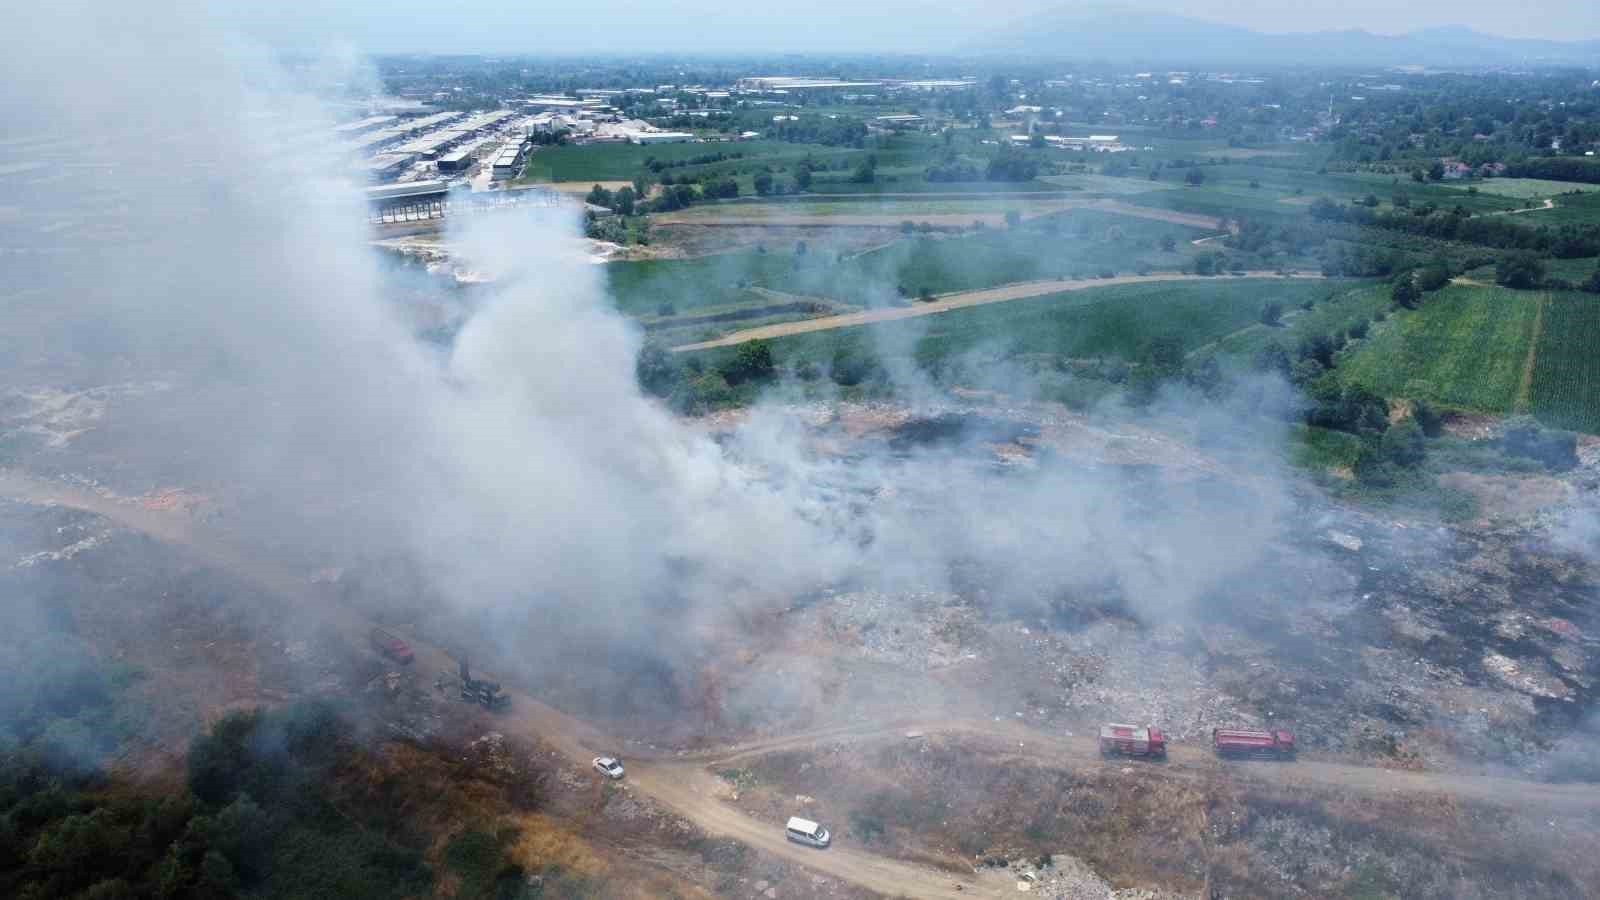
[723, 734, 1600, 898]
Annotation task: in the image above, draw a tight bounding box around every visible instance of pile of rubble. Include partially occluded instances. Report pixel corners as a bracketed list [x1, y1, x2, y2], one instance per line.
[805, 589, 981, 671]
[974, 855, 1182, 900]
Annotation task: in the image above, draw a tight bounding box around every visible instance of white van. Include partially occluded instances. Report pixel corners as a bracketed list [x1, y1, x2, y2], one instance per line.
[784, 816, 831, 848]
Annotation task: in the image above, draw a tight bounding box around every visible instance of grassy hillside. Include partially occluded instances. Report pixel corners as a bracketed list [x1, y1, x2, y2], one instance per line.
[1339, 284, 1541, 411]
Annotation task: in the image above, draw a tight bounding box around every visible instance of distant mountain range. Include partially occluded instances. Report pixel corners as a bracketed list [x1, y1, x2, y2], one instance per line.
[974, 7, 1600, 67]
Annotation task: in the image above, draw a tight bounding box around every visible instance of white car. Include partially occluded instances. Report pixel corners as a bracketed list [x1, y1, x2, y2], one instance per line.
[592, 756, 625, 779]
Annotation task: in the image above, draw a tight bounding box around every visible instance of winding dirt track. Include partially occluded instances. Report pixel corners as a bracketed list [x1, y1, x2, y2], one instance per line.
[672, 271, 1322, 352]
[7, 468, 1600, 898]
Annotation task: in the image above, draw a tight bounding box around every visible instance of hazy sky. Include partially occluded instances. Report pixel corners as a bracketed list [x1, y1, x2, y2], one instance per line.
[222, 1, 1600, 54]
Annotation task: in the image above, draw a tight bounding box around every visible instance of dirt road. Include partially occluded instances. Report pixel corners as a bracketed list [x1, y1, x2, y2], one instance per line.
[672, 271, 1320, 352]
[1488, 197, 1557, 216]
[691, 718, 1600, 816]
[9, 468, 1600, 898]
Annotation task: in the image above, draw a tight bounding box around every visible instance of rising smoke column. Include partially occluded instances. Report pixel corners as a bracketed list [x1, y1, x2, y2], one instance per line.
[0, 2, 1299, 688]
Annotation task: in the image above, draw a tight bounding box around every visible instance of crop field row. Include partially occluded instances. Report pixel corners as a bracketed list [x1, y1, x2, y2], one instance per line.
[1339, 284, 1542, 412]
[694, 278, 1348, 373]
[1529, 292, 1600, 433]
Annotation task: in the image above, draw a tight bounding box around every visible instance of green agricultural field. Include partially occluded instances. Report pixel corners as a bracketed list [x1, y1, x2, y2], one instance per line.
[1511, 191, 1600, 227]
[694, 277, 1350, 373]
[604, 248, 812, 316]
[1544, 256, 1600, 283]
[1039, 172, 1178, 196]
[763, 209, 1209, 305]
[1212, 282, 1392, 360]
[1339, 284, 1542, 411]
[1529, 292, 1600, 433]
[1466, 178, 1591, 200]
[520, 140, 850, 182]
[617, 209, 1209, 314]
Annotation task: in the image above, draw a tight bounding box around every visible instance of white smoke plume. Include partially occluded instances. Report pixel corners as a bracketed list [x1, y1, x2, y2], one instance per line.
[1, 2, 1295, 704]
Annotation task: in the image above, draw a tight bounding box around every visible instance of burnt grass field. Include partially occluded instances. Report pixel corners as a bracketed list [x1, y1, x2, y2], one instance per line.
[724, 735, 1600, 898]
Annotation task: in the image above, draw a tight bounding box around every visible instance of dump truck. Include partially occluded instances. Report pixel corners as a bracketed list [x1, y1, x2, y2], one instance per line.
[459, 658, 510, 711]
[1213, 727, 1295, 760]
[369, 627, 414, 665]
[1098, 723, 1167, 759]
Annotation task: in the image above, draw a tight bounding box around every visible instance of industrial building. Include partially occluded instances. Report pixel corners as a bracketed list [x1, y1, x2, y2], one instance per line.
[366, 180, 450, 222]
[435, 139, 489, 174]
[490, 143, 529, 180]
[333, 114, 398, 135]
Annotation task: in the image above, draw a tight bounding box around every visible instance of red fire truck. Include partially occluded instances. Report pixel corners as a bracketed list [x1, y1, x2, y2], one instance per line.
[1212, 727, 1296, 760]
[1098, 723, 1167, 759]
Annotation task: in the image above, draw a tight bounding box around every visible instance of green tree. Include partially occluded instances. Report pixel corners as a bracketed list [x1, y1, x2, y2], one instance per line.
[1583, 262, 1600, 294]
[1140, 335, 1186, 376]
[752, 171, 773, 196]
[1494, 251, 1545, 289]
[1411, 398, 1443, 437]
[1427, 161, 1445, 181]
[1392, 276, 1420, 309]
[795, 164, 813, 191]
[1260, 301, 1283, 325]
[613, 186, 635, 216]
[636, 341, 677, 396]
[1381, 419, 1427, 467]
[1185, 168, 1206, 186]
[719, 339, 775, 385]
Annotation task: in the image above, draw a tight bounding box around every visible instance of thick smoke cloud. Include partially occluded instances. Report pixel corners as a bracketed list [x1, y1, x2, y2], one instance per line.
[1, 3, 1295, 696]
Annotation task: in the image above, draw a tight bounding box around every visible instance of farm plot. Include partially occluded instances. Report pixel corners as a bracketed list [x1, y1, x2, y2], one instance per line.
[1339, 284, 1541, 412]
[1529, 292, 1600, 433]
[761, 209, 1211, 306]
[1466, 178, 1592, 200]
[693, 278, 1345, 375]
[1511, 191, 1600, 227]
[1212, 283, 1391, 360]
[520, 140, 852, 183]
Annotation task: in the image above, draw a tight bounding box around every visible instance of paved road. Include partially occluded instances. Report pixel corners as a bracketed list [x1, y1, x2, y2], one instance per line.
[672, 271, 1321, 352]
[8, 468, 1599, 899]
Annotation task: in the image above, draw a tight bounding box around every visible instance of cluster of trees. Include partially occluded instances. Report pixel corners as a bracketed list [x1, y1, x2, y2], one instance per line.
[926, 158, 982, 183]
[644, 150, 744, 174]
[1310, 197, 1600, 259]
[984, 147, 1040, 183]
[586, 184, 638, 215]
[1, 703, 430, 900]
[637, 338, 780, 411]
[753, 115, 868, 148]
[1505, 157, 1600, 185]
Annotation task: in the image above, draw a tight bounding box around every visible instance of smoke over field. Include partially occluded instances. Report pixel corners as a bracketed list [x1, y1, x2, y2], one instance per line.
[0, 2, 1298, 683]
